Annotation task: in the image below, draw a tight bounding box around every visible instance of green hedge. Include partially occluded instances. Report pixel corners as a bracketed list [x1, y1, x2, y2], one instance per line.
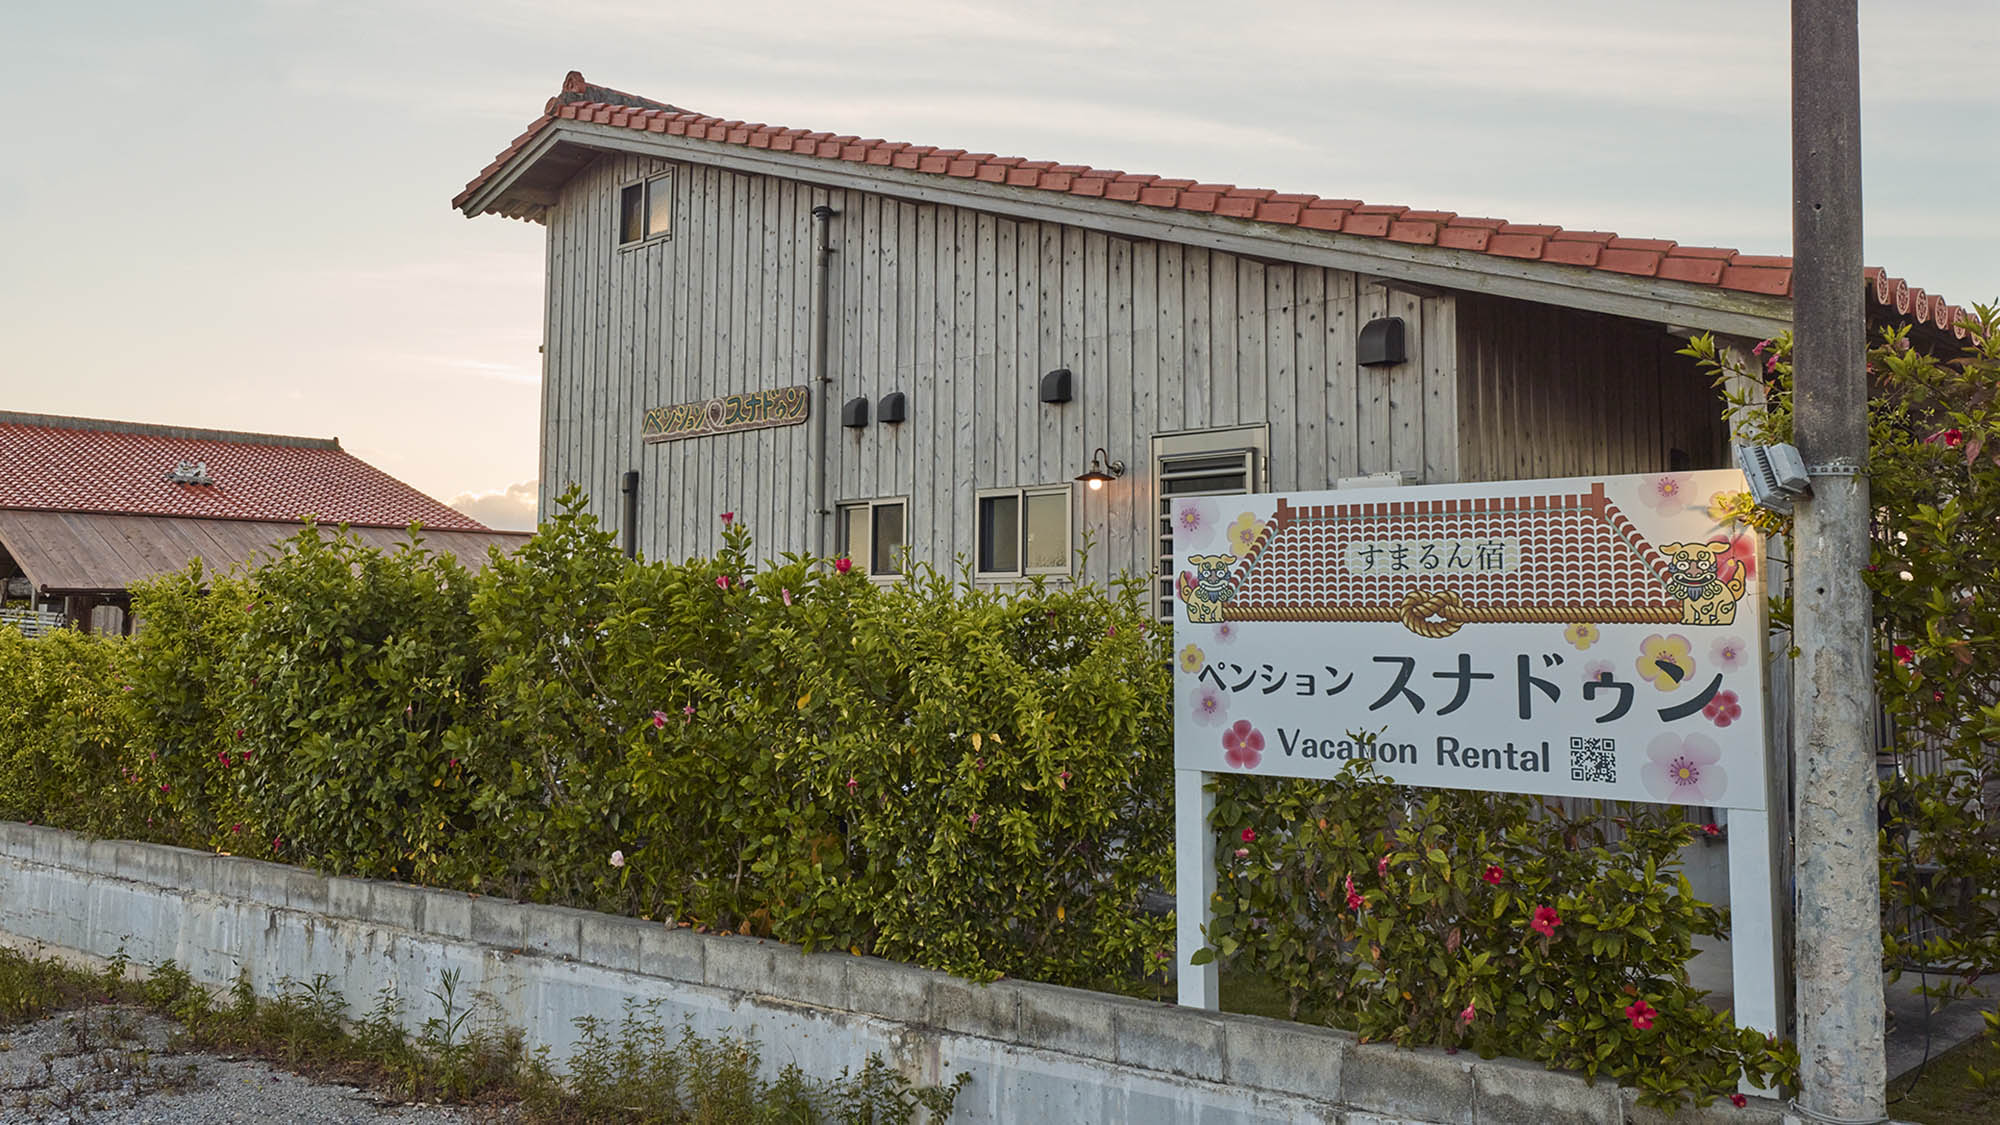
[0, 495, 1174, 987]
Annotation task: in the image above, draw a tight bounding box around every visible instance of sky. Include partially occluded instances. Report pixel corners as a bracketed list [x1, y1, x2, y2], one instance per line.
[2, 1, 1992, 532]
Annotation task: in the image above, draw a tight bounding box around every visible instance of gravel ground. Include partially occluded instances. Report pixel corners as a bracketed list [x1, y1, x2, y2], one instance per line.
[0, 1006, 516, 1125]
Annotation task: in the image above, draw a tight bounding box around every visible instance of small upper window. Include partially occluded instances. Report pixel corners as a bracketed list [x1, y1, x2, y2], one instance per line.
[837, 498, 907, 577]
[619, 172, 673, 246]
[977, 486, 1071, 578]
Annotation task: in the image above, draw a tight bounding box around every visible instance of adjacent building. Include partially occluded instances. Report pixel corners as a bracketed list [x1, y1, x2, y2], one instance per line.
[0, 413, 528, 634]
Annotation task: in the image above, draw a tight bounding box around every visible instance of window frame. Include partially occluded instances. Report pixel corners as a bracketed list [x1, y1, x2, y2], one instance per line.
[617, 170, 674, 249]
[974, 484, 1074, 580]
[834, 496, 909, 579]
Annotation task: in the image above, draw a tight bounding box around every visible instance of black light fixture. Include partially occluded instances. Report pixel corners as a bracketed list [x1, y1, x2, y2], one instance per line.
[1357, 316, 1407, 367]
[1074, 447, 1126, 491]
[878, 391, 907, 424]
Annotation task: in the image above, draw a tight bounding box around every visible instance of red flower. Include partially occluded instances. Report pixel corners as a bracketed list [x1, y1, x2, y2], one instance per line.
[720, 511, 735, 523]
[231, 824, 241, 834]
[1240, 828, 1256, 843]
[651, 710, 669, 729]
[1344, 873, 1366, 911]
[1530, 905, 1561, 937]
[1482, 865, 1504, 885]
[1221, 720, 1265, 770]
[234, 728, 244, 740]
[716, 574, 731, 590]
[159, 782, 170, 793]
[1702, 690, 1743, 728]
[835, 557, 854, 575]
[1730, 1093, 1747, 1108]
[1624, 998, 1657, 1030]
[845, 776, 858, 793]
[217, 752, 232, 768]
[1378, 854, 1391, 877]
[1893, 644, 1914, 666]
[1703, 823, 1722, 837]
[1943, 429, 1964, 448]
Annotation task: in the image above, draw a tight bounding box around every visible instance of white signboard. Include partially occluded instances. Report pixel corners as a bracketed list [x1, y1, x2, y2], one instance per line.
[1171, 471, 1767, 809]
[1169, 470, 1781, 1048]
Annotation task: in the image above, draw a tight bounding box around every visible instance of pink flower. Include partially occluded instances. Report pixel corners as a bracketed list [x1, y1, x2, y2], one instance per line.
[1240, 828, 1256, 843]
[1702, 690, 1743, 728]
[234, 728, 244, 740]
[1378, 854, 1391, 877]
[1645, 474, 1691, 514]
[781, 587, 793, 606]
[1720, 533, 1757, 581]
[720, 511, 735, 524]
[845, 776, 858, 793]
[1644, 733, 1729, 804]
[1057, 769, 1072, 788]
[159, 782, 170, 793]
[835, 557, 853, 575]
[1106, 626, 1116, 638]
[968, 811, 981, 827]
[1190, 683, 1230, 727]
[1221, 720, 1265, 770]
[1893, 643, 1914, 665]
[1483, 865, 1505, 885]
[683, 703, 696, 718]
[1344, 874, 1365, 911]
[217, 752, 232, 767]
[1624, 998, 1657, 1031]
[1530, 905, 1561, 937]
[609, 850, 626, 868]
[271, 837, 282, 850]
[1703, 823, 1722, 837]
[1234, 847, 1249, 859]
[716, 574, 731, 590]
[1459, 1001, 1476, 1025]
[1710, 636, 1749, 672]
[1938, 429, 1965, 448]
[1764, 353, 1778, 373]
[1174, 501, 1206, 537]
[1751, 340, 1769, 356]
[651, 710, 669, 729]
[1730, 1093, 1748, 1108]
[231, 823, 241, 834]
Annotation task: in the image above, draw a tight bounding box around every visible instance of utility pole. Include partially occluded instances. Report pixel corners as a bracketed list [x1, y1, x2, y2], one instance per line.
[1789, 2, 1884, 1121]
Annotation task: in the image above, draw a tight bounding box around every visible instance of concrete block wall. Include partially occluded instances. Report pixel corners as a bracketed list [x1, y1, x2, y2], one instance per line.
[0, 822, 1781, 1124]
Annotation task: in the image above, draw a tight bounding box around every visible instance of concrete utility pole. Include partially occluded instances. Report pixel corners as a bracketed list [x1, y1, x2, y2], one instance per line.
[1788, 2, 1885, 1121]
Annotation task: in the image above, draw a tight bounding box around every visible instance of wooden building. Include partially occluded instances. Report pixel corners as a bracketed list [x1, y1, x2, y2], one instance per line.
[0, 413, 528, 633]
[455, 71, 1970, 611]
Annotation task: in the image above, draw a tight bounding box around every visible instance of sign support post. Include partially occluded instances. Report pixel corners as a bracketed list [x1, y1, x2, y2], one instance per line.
[1174, 766, 1219, 1009]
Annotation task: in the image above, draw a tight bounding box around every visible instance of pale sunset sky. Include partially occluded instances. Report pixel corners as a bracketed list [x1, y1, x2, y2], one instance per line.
[3, 1, 1993, 531]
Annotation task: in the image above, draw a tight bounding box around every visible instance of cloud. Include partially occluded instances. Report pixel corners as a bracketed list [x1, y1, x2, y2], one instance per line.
[449, 480, 539, 532]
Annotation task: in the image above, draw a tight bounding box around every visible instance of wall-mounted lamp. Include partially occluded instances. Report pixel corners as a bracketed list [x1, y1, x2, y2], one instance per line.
[1357, 316, 1407, 367]
[1075, 447, 1126, 491]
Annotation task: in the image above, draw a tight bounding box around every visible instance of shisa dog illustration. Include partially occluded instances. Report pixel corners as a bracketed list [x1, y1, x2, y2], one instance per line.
[1178, 554, 1241, 623]
[1659, 540, 1747, 625]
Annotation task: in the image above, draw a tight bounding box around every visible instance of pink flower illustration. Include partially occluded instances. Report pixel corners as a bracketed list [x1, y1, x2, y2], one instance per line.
[1711, 636, 1749, 671]
[1703, 690, 1743, 728]
[1643, 732, 1728, 803]
[1214, 621, 1237, 643]
[1190, 683, 1230, 726]
[1174, 501, 1208, 538]
[1720, 533, 1757, 581]
[1221, 720, 1264, 770]
[1645, 474, 1691, 514]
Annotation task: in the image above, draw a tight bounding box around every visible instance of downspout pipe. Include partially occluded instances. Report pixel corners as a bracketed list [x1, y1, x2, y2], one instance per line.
[619, 469, 640, 560]
[809, 203, 838, 558]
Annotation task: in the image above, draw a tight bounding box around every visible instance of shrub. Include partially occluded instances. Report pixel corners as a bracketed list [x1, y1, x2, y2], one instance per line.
[1202, 765, 1793, 1106]
[0, 625, 141, 834]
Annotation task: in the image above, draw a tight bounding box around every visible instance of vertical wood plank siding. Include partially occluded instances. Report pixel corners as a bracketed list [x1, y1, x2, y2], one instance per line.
[536, 153, 1705, 586]
[1452, 293, 1728, 481]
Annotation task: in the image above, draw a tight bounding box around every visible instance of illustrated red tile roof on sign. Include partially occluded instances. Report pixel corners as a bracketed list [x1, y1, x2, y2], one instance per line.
[0, 413, 492, 532]
[456, 71, 1971, 338]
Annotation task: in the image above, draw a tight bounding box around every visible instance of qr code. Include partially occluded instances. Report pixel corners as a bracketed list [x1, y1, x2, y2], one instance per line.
[1569, 736, 1617, 784]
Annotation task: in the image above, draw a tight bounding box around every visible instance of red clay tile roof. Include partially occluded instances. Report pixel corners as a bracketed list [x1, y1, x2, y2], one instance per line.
[0, 413, 491, 532]
[456, 71, 1972, 339]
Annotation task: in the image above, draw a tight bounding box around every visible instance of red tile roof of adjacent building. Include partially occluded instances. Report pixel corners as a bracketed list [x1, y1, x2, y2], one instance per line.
[456, 71, 1973, 339]
[0, 413, 492, 532]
